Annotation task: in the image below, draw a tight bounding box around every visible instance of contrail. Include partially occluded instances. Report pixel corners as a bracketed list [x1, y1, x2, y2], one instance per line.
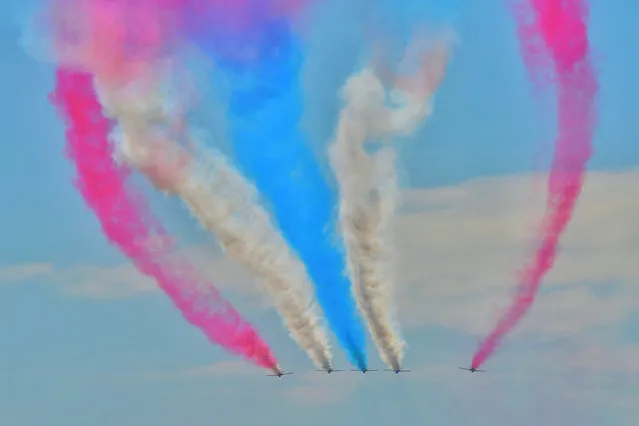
[470, 0, 598, 369]
[98, 78, 332, 370]
[40, 0, 282, 373]
[189, 17, 368, 367]
[328, 36, 453, 369]
[51, 69, 279, 370]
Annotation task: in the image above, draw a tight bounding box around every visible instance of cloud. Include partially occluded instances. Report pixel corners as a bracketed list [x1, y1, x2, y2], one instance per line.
[404, 338, 639, 415]
[0, 263, 53, 285]
[50, 263, 157, 298]
[114, 165, 638, 410]
[28, 244, 264, 300]
[6, 170, 638, 338]
[394, 170, 639, 337]
[5, 169, 638, 352]
[382, 169, 639, 416]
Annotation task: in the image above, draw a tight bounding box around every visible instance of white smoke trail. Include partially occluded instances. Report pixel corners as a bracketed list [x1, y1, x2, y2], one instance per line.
[328, 36, 453, 370]
[96, 76, 332, 370]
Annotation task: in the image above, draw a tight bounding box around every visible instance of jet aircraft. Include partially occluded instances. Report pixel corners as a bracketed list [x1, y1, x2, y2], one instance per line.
[383, 369, 412, 374]
[315, 367, 345, 374]
[458, 367, 486, 373]
[351, 368, 379, 374]
[267, 370, 294, 377]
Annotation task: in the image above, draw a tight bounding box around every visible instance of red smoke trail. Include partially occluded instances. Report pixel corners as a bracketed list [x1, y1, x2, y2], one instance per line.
[471, 0, 597, 369]
[50, 68, 278, 370]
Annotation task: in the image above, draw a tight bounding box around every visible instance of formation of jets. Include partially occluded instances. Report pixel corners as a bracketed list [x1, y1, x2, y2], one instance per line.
[267, 367, 419, 377]
[267, 365, 486, 377]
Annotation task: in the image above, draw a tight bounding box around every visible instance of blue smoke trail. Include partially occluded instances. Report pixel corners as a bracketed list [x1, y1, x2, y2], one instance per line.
[188, 18, 367, 368]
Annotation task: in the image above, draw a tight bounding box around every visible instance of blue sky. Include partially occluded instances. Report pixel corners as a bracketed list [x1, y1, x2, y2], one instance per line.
[1, 0, 638, 425]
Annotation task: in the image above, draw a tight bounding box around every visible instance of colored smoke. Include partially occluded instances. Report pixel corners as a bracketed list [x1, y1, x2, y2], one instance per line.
[51, 69, 278, 370]
[192, 18, 368, 367]
[471, 0, 598, 369]
[102, 75, 332, 369]
[328, 35, 452, 369]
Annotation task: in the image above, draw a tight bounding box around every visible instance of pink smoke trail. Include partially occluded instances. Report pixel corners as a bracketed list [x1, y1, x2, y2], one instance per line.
[50, 68, 279, 370]
[471, 0, 598, 369]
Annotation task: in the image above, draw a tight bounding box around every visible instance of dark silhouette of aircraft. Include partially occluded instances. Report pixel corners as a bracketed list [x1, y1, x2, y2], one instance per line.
[315, 367, 345, 374]
[383, 369, 412, 374]
[267, 370, 294, 377]
[351, 368, 379, 374]
[459, 367, 486, 373]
